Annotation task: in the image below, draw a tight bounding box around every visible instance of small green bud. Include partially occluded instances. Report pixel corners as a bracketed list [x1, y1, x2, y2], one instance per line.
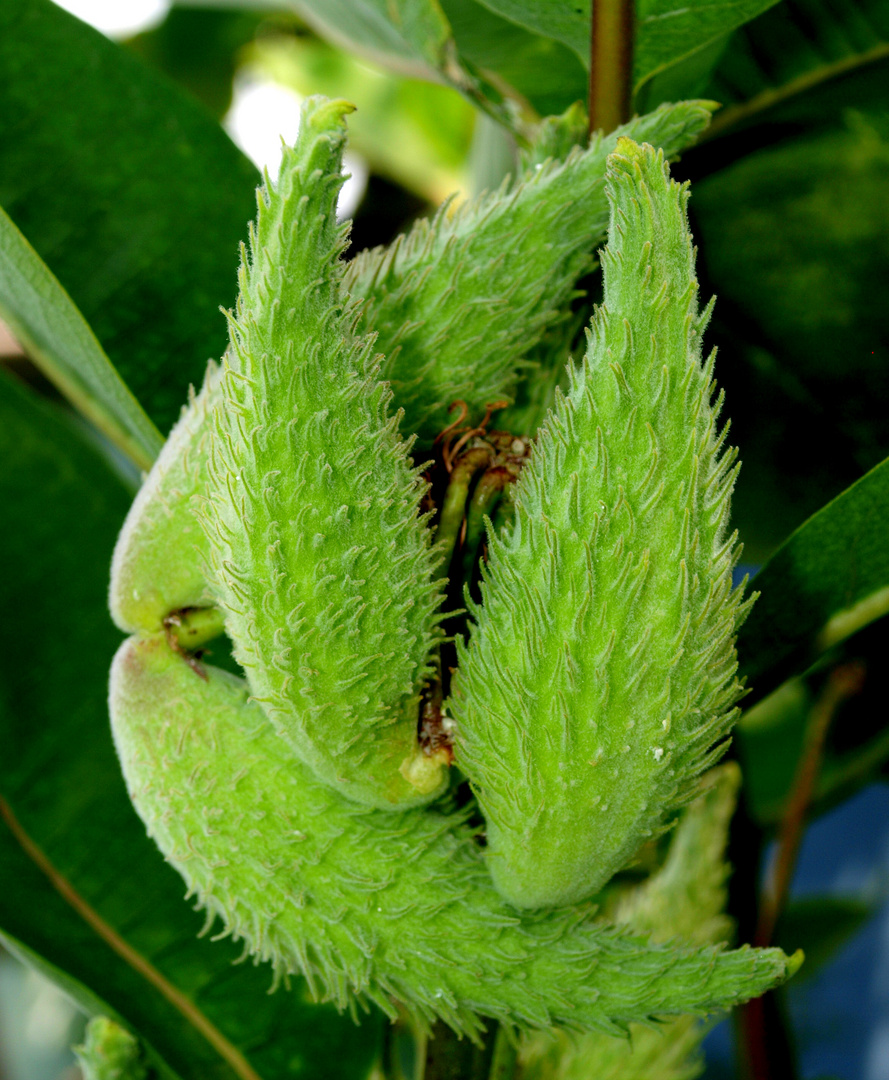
[109, 634, 796, 1040]
[74, 1017, 147, 1080]
[451, 140, 753, 908]
[200, 97, 447, 808]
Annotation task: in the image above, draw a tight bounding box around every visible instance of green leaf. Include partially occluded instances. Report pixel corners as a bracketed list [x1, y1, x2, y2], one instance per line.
[472, 0, 781, 98]
[440, 0, 588, 118]
[294, 0, 453, 74]
[0, 204, 162, 472]
[704, 0, 889, 138]
[0, 370, 383, 1080]
[737, 455, 889, 703]
[0, 0, 260, 434]
[635, 0, 780, 94]
[738, 619, 889, 825]
[685, 113, 889, 558]
[470, 0, 590, 65]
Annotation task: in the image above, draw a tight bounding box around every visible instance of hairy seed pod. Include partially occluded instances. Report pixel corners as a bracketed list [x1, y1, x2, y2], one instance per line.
[519, 764, 743, 1080]
[109, 634, 797, 1041]
[106, 102, 715, 631]
[201, 97, 447, 809]
[109, 362, 221, 635]
[346, 101, 715, 441]
[451, 139, 753, 908]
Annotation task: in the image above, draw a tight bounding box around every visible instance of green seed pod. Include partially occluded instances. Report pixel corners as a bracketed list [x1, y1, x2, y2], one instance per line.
[346, 100, 716, 442]
[450, 139, 752, 908]
[107, 102, 715, 635]
[519, 764, 742, 1080]
[109, 362, 221, 636]
[74, 1017, 147, 1080]
[201, 96, 446, 809]
[109, 634, 797, 1041]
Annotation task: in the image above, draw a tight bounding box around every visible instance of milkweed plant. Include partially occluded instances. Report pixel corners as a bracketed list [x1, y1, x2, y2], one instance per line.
[102, 94, 801, 1078]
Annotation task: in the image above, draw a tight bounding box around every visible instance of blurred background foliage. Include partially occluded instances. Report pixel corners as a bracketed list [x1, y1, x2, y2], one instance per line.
[1, 0, 888, 1078]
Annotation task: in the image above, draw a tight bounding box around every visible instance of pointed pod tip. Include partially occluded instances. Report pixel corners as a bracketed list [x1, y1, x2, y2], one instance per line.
[301, 95, 357, 130]
[786, 948, 805, 979]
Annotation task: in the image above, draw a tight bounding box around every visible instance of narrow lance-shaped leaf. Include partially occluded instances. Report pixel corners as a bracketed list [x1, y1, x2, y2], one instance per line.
[737, 454, 889, 704]
[201, 97, 447, 809]
[451, 139, 750, 908]
[347, 100, 716, 441]
[110, 633, 798, 1041]
[0, 204, 162, 472]
[0, 0, 260, 433]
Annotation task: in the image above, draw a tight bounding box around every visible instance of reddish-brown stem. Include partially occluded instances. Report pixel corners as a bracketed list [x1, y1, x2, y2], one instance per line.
[739, 660, 866, 1080]
[589, 0, 635, 135]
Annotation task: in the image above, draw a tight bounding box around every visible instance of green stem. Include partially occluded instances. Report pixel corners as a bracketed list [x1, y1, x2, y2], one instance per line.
[164, 607, 226, 653]
[589, 0, 635, 134]
[487, 1027, 518, 1080]
[434, 447, 492, 581]
[461, 468, 509, 583]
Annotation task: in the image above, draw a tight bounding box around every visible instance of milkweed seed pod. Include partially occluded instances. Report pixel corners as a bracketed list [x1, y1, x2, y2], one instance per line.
[74, 1017, 147, 1080]
[200, 97, 447, 809]
[450, 139, 753, 908]
[345, 101, 716, 442]
[106, 102, 715, 630]
[519, 764, 742, 1080]
[109, 362, 221, 636]
[109, 634, 797, 1040]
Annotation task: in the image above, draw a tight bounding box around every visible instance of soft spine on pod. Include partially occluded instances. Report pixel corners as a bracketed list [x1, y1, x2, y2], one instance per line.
[345, 101, 716, 441]
[519, 764, 742, 1080]
[450, 138, 753, 908]
[109, 361, 222, 635]
[109, 634, 797, 1041]
[200, 97, 446, 808]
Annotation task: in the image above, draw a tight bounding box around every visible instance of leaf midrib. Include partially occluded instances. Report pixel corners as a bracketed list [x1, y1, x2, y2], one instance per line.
[0, 793, 262, 1080]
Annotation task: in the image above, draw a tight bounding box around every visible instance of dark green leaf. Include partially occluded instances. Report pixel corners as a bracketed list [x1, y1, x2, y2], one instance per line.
[470, 0, 590, 64]
[635, 0, 780, 94]
[0, 370, 383, 1080]
[775, 897, 875, 982]
[737, 455, 889, 702]
[472, 0, 780, 99]
[440, 0, 588, 118]
[0, 0, 260, 434]
[0, 204, 162, 472]
[128, 8, 272, 120]
[704, 0, 889, 138]
[685, 114, 889, 558]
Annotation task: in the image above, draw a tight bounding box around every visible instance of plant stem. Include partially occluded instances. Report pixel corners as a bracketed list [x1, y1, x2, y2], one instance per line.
[738, 660, 866, 1080]
[487, 1026, 518, 1080]
[461, 467, 510, 584]
[434, 447, 493, 581]
[756, 660, 866, 948]
[164, 606, 226, 652]
[589, 0, 635, 134]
